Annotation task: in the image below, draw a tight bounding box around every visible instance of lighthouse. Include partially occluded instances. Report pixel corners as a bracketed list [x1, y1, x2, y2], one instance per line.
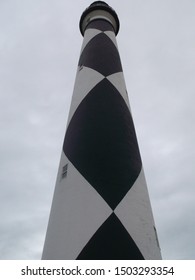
[42, 1, 161, 260]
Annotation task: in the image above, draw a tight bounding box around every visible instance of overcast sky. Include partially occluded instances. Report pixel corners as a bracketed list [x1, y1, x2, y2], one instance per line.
[0, 0, 195, 260]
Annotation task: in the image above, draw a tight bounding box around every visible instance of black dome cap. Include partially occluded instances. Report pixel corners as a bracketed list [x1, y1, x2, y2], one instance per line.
[80, 1, 120, 36]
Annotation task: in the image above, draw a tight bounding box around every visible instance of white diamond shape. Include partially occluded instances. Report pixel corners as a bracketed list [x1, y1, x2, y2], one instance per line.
[67, 66, 105, 126]
[42, 152, 112, 259]
[114, 168, 161, 259]
[106, 72, 131, 111]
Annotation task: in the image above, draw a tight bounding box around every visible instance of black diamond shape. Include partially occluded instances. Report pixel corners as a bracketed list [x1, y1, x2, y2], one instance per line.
[64, 79, 142, 210]
[79, 33, 122, 76]
[77, 213, 144, 260]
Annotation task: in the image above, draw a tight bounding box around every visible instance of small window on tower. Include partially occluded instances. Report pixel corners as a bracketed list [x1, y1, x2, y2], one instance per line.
[61, 164, 68, 179]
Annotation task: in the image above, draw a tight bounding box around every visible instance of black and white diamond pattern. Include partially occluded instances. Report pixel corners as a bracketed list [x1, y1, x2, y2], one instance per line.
[42, 19, 161, 260]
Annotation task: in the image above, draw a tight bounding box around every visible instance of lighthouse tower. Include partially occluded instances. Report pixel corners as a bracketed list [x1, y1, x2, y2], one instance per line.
[42, 1, 161, 260]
